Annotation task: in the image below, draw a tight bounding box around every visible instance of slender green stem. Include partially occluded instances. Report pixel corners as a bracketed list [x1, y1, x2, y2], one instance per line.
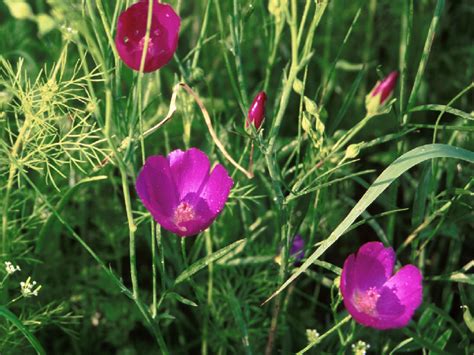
[201, 230, 214, 355]
[404, 0, 445, 124]
[297, 315, 351, 354]
[214, 0, 246, 114]
[156, 225, 165, 290]
[331, 114, 373, 153]
[103, 89, 139, 300]
[2, 111, 33, 253]
[151, 221, 157, 319]
[191, 0, 212, 69]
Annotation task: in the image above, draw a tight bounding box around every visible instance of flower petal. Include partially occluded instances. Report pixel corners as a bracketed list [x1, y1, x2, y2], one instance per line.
[157, 3, 181, 53]
[380, 264, 423, 327]
[199, 164, 233, 215]
[173, 196, 213, 237]
[168, 148, 210, 201]
[340, 254, 356, 298]
[342, 288, 380, 329]
[353, 242, 395, 290]
[290, 234, 305, 261]
[136, 155, 180, 233]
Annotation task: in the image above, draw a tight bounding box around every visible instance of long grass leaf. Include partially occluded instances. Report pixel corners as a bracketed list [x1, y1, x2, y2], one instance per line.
[263, 144, 474, 304]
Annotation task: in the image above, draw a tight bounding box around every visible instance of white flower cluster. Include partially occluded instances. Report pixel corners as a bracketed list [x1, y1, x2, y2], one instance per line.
[305, 329, 320, 343]
[20, 277, 42, 297]
[352, 340, 370, 355]
[4, 261, 21, 275]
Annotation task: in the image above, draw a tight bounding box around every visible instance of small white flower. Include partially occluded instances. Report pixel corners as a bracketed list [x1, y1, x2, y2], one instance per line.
[306, 329, 320, 343]
[20, 277, 42, 297]
[91, 312, 101, 327]
[4, 261, 21, 275]
[352, 340, 370, 355]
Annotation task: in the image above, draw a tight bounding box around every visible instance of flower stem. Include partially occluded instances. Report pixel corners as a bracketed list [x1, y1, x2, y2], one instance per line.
[297, 315, 351, 354]
[2, 112, 33, 253]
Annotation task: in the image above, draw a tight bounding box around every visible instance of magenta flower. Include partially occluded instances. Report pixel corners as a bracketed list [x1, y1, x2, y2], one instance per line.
[246, 91, 267, 130]
[115, 1, 180, 72]
[136, 148, 233, 237]
[340, 242, 422, 330]
[365, 71, 398, 113]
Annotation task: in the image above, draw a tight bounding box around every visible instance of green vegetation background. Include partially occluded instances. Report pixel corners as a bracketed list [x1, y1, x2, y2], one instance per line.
[0, 0, 472, 354]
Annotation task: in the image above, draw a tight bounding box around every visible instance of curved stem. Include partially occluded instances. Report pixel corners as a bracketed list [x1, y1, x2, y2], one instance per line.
[179, 83, 254, 179]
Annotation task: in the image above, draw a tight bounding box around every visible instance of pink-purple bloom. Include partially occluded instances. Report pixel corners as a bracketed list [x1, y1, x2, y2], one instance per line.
[365, 71, 398, 113]
[115, 1, 180, 72]
[290, 234, 305, 263]
[136, 148, 233, 237]
[340, 242, 422, 330]
[275, 234, 305, 266]
[370, 71, 398, 104]
[246, 91, 267, 130]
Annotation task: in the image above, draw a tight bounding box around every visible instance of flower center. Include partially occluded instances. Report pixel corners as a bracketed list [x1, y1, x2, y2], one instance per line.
[138, 36, 155, 50]
[353, 287, 380, 316]
[173, 202, 196, 231]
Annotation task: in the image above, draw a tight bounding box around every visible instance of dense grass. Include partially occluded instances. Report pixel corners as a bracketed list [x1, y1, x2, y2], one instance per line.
[0, 0, 473, 353]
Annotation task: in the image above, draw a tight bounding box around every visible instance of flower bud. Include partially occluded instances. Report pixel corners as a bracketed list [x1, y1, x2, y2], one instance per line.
[246, 91, 266, 131]
[345, 142, 364, 159]
[365, 71, 398, 114]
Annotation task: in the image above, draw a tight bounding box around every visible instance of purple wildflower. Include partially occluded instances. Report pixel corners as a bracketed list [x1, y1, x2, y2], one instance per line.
[290, 234, 305, 263]
[136, 148, 233, 237]
[275, 234, 305, 266]
[340, 242, 422, 330]
[246, 91, 266, 130]
[115, 1, 180, 72]
[365, 71, 398, 113]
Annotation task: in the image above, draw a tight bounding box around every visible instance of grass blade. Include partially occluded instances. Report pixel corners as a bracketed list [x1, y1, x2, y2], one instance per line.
[263, 144, 474, 304]
[0, 306, 46, 355]
[175, 239, 246, 285]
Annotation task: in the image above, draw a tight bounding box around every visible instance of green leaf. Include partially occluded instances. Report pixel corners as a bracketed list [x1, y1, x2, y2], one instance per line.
[264, 144, 474, 304]
[430, 272, 474, 285]
[432, 329, 452, 353]
[168, 292, 198, 307]
[0, 306, 46, 355]
[175, 239, 246, 285]
[410, 104, 473, 121]
[462, 305, 474, 333]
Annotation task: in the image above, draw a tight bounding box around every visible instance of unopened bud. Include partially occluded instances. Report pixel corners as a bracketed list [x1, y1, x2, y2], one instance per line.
[246, 91, 266, 131]
[345, 142, 364, 159]
[365, 71, 398, 114]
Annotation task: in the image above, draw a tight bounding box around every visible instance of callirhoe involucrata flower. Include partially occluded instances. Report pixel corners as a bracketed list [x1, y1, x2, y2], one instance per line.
[136, 148, 233, 237]
[115, 0, 180, 72]
[365, 71, 398, 114]
[246, 91, 266, 130]
[340, 242, 422, 330]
